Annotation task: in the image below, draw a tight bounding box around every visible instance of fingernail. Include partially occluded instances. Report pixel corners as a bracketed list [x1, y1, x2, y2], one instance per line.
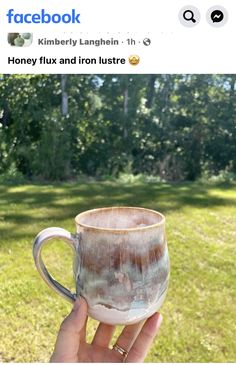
[156, 313, 163, 329]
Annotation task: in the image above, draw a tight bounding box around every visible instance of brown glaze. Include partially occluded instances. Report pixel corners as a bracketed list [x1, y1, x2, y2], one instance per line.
[81, 239, 166, 274]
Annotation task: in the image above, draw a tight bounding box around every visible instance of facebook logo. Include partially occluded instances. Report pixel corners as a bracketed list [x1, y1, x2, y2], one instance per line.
[6, 9, 81, 24]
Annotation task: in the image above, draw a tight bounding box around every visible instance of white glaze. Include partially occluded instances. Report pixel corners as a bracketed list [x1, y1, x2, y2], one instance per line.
[88, 288, 167, 325]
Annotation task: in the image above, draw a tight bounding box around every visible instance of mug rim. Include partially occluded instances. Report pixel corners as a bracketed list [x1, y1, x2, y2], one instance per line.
[75, 206, 165, 233]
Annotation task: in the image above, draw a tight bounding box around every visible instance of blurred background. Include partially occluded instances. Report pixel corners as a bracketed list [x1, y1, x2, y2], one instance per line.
[0, 74, 235, 362]
[0, 74, 236, 182]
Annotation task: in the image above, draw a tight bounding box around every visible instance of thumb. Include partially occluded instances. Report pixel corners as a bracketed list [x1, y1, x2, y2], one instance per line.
[50, 297, 88, 362]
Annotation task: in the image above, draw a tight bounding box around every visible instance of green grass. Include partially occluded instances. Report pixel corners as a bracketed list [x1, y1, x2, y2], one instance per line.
[0, 180, 236, 362]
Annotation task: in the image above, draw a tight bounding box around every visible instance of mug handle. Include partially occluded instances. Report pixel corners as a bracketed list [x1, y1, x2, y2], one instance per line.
[33, 227, 79, 303]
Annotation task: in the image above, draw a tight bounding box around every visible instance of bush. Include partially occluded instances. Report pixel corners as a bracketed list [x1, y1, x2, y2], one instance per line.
[0, 164, 26, 184]
[32, 116, 72, 181]
[200, 169, 236, 183]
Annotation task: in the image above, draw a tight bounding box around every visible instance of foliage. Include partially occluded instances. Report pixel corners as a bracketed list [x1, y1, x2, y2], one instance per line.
[0, 75, 235, 181]
[0, 180, 235, 362]
[0, 163, 26, 184]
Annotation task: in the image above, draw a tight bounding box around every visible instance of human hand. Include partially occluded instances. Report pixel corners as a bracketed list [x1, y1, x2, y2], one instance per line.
[50, 297, 162, 363]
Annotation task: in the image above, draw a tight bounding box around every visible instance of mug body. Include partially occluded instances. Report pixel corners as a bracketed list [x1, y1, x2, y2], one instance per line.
[74, 207, 170, 325]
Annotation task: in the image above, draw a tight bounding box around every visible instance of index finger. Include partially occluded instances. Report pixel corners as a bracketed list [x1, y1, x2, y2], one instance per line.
[51, 297, 88, 362]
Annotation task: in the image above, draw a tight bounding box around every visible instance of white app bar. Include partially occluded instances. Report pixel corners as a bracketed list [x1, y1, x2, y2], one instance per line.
[1, 0, 236, 73]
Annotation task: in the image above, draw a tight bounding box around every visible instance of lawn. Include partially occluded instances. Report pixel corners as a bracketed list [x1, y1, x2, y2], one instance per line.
[0, 180, 235, 362]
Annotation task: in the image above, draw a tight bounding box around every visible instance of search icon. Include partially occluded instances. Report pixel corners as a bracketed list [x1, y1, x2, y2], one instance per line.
[179, 6, 201, 27]
[183, 10, 196, 23]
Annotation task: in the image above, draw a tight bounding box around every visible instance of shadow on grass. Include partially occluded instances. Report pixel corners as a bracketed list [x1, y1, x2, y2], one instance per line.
[0, 180, 235, 241]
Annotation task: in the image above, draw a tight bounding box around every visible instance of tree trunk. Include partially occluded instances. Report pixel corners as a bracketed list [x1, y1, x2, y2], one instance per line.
[0, 74, 11, 127]
[123, 86, 129, 140]
[146, 75, 157, 108]
[61, 74, 68, 116]
[230, 75, 236, 98]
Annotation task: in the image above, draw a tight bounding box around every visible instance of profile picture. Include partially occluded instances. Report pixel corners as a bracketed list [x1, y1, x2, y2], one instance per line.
[7, 33, 33, 47]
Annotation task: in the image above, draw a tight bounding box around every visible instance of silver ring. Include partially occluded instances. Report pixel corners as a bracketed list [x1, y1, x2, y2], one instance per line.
[113, 343, 128, 358]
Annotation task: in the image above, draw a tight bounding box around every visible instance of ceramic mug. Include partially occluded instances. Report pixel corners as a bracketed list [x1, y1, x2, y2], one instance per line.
[33, 207, 170, 325]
